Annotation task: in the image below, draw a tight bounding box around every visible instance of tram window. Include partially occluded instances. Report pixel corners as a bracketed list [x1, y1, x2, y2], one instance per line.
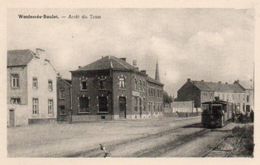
[212, 105, 222, 111]
[202, 104, 209, 111]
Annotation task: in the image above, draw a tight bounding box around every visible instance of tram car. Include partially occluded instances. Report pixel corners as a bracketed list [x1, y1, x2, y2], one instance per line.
[201, 100, 234, 128]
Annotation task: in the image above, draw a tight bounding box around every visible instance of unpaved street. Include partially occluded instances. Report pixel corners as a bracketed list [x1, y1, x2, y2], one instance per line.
[8, 116, 200, 157]
[78, 122, 238, 157]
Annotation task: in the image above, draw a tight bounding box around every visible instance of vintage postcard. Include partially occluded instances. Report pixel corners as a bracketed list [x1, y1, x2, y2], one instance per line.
[0, 0, 259, 164]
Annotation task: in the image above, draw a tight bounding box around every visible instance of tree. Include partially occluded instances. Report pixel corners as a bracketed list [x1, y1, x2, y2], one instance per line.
[163, 91, 173, 104]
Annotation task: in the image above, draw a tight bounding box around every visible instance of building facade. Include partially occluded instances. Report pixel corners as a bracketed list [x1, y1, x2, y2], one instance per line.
[176, 79, 246, 113]
[70, 56, 164, 121]
[57, 77, 72, 121]
[7, 49, 57, 126]
[234, 80, 254, 112]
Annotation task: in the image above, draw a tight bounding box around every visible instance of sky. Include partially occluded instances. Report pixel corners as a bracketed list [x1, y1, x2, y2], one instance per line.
[7, 8, 254, 96]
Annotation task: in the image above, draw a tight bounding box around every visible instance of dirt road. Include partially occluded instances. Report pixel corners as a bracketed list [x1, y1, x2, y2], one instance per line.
[8, 116, 200, 157]
[77, 122, 237, 157]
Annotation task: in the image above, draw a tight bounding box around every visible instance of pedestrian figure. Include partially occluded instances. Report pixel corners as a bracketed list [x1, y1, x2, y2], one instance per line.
[99, 144, 110, 157]
[250, 110, 254, 122]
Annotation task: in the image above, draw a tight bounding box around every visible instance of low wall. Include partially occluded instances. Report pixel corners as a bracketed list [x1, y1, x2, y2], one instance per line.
[171, 101, 194, 113]
[7, 104, 29, 127]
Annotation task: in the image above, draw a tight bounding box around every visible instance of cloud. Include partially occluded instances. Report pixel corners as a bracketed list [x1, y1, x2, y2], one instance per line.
[7, 8, 254, 95]
[188, 31, 225, 47]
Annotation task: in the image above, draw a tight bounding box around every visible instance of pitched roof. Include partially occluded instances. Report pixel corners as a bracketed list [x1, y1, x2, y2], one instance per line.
[7, 49, 35, 66]
[75, 56, 136, 71]
[235, 80, 254, 90]
[146, 76, 163, 86]
[191, 80, 244, 93]
[64, 79, 72, 84]
[74, 55, 164, 86]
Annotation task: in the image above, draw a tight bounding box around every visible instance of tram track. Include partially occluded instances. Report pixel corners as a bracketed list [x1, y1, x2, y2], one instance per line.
[66, 122, 206, 157]
[67, 121, 235, 157]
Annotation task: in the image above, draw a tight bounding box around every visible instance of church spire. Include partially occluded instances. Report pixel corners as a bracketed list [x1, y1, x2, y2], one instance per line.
[155, 59, 160, 82]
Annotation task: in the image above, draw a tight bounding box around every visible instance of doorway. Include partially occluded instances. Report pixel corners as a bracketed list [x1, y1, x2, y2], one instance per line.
[9, 109, 15, 127]
[119, 97, 126, 118]
[139, 98, 142, 118]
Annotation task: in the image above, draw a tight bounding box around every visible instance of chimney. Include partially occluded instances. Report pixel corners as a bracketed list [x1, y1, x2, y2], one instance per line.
[201, 80, 204, 82]
[225, 82, 228, 84]
[78, 66, 82, 69]
[57, 73, 62, 78]
[132, 60, 137, 67]
[120, 58, 126, 61]
[35, 48, 48, 59]
[187, 78, 191, 82]
[140, 70, 146, 74]
[218, 81, 222, 84]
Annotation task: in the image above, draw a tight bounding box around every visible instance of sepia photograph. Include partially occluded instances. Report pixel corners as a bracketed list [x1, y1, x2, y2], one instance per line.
[6, 8, 254, 158]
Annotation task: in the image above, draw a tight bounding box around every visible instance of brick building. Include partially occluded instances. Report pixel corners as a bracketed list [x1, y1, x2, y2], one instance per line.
[57, 76, 72, 121]
[176, 79, 246, 112]
[7, 49, 57, 126]
[70, 56, 164, 121]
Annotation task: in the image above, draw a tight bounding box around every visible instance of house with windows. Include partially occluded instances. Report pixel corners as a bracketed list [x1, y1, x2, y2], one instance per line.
[70, 56, 164, 121]
[234, 80, 254, 112]
[7, 49, 57, 126]
[176, 78, 246, 113]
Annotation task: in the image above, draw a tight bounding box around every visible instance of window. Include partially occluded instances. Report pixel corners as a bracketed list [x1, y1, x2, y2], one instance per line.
[247, 95, 250, 103]
[134, 79, 138, 90]
[32, 98, 39, 115]
[59, 105, 66, 115]
[99, 80, 105, 89]
[48, 80, 53, 91]
[48, 99, 54, 115]
[59, 88, 65, 99]
[119, 77, 125, 88]
[10, 97, 21, 104]
[79, 96, 89, 113]
[98, 96, 108, 112]
[81, 80, 87, 90]
[33, 77, 38, 89]
[134, 96, 138, 111]
[11, 74, 19, 88]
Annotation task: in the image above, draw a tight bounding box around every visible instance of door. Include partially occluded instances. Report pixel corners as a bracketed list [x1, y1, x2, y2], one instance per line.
[119, 97, 126, 118]
[139, 98, 142, 117]
[9, 109, 15, 127]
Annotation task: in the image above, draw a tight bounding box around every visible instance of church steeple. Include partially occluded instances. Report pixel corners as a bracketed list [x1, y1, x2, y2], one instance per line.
[155, 60, 160, 82]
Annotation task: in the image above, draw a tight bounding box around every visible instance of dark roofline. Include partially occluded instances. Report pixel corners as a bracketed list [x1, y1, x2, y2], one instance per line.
[71, 68, 147, 76]
[58, 77, 72, 86]
[7, 65, 27, 67]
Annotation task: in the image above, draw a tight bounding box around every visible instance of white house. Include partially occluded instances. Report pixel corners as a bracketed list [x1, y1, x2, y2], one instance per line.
[7, 48, 57, 126]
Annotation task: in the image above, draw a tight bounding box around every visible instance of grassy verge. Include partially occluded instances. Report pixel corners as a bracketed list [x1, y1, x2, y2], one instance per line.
[230, 125, 254, 157]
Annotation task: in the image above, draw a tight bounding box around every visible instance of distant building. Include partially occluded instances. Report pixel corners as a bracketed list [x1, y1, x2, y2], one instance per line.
[70, 56, 164, 121]
[234, 80, 254, 111]
[7, 49, 57, 126]
[176, 79, 246, 112]
[57, 76, 72, 121]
